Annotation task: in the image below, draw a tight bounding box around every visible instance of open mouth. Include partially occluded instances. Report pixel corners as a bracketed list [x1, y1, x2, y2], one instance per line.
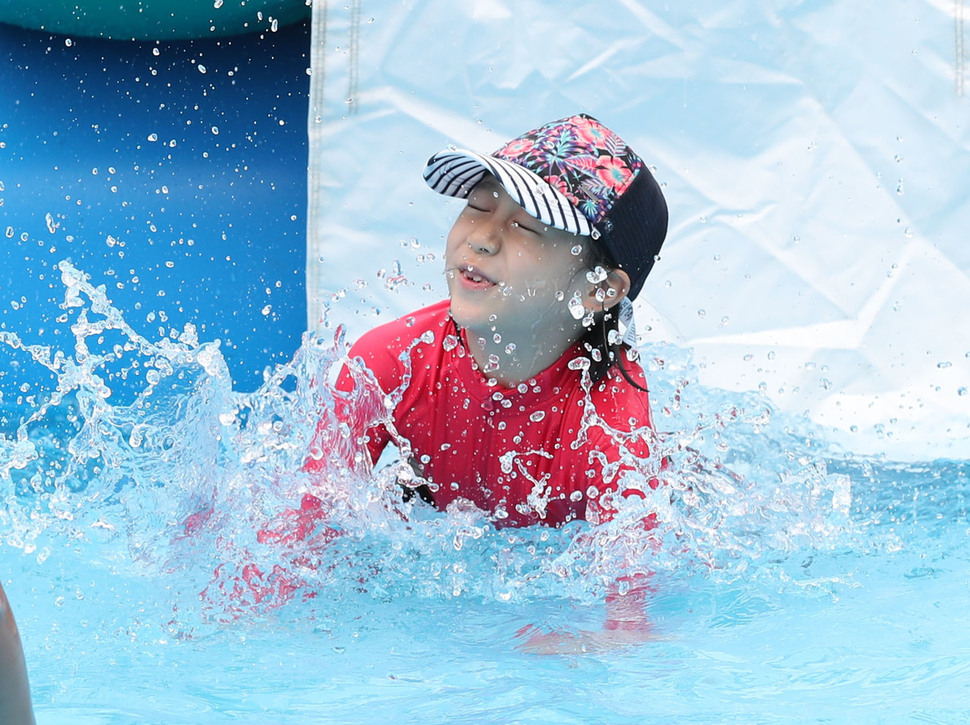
[456, 266, 497, 288]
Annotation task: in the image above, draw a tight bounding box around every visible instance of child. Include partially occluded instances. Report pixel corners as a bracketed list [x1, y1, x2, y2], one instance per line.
[307, 114, 668, 650]
[312, 114, 667, 524]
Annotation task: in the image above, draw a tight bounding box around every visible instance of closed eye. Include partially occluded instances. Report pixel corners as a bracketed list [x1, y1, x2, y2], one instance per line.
[465, 196, 495, 214]
[512, 218, 542, 234]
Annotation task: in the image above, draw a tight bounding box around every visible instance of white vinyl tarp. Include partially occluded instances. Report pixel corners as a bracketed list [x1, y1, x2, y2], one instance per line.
[306, 0, 970, 460]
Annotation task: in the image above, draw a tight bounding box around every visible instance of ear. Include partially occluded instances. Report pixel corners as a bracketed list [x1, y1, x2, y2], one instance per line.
[584, 268, 630, 313]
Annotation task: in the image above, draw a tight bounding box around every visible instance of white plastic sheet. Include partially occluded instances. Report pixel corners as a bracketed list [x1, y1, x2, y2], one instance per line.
[307, 0, 969, 459]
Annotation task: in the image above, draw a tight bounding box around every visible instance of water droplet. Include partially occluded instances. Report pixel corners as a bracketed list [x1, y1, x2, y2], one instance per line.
[937, 361, 952, 369]
[569, 490, 583, 502]
[586, 266, 607, 284]
[958, 387, 968, 396]
[570, 245, 583, 256]
[147, 133, 158, 142]
[505, 343, 516, 355]
[214, 0, 223, 7]
[567, 293, 585, 320]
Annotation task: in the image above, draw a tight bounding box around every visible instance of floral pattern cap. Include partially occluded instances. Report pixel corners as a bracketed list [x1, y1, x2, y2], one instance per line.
[493, 113, 644, 227]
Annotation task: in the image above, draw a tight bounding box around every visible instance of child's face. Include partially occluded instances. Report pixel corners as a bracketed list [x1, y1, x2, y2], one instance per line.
[444, 176, 591, 347]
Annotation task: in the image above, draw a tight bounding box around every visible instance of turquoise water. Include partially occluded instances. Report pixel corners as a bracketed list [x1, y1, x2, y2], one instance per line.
[2, 263, 969, 723]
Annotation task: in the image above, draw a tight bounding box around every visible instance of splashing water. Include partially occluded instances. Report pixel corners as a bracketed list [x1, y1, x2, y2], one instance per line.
[0, 262, 857, 631]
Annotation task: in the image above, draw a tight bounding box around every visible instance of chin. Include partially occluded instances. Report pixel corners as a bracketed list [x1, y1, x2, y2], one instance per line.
[447, 299, 489, 332]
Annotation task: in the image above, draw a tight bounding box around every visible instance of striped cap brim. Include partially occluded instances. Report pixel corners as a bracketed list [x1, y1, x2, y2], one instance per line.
[422, 148, 595, 237]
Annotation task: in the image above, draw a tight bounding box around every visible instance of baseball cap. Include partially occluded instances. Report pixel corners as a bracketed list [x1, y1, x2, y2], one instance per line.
[422, 114, 668, 300]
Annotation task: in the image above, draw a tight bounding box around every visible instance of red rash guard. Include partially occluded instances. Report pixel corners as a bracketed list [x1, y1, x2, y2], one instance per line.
[318, 300, 657, 528]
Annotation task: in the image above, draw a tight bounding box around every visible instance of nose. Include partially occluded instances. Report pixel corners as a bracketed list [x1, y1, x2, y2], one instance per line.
[466, 217, 503, 256]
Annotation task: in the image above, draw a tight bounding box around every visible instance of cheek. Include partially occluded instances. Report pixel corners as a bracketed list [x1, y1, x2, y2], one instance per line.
[444, 222, 463, 253]
[526, 254, 585, 291]
[510, 268, 583, 308]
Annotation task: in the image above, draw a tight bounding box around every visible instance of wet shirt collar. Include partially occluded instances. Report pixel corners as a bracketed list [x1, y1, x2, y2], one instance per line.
[450, 318, 585, 410]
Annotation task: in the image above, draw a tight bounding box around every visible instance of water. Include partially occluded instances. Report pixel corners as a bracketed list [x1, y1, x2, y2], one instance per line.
[2, 263, 969, 723]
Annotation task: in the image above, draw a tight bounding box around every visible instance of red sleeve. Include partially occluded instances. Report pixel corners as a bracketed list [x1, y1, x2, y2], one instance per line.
[303, 323, 407, 473]
[583, 360, 665, 528]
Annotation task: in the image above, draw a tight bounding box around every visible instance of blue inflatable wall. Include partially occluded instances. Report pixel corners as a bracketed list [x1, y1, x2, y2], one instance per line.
[0, 20, 309, 407]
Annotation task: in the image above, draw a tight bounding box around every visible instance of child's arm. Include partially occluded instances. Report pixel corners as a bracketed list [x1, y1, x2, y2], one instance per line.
[304, 328, 405, 476]
[0, 581, 35, 725]
[519, 427, 665, 655]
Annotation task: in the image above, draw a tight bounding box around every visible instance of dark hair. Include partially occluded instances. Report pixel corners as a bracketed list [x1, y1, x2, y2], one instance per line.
[579, 242, 649, 392]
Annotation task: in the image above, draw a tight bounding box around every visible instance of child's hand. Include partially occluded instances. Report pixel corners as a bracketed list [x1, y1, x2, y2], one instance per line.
[514, 623, 657, 655]
[514, 580, 658, 655]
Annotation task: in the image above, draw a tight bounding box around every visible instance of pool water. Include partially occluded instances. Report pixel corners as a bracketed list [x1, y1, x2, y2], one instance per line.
[2, 263, 969, 723]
